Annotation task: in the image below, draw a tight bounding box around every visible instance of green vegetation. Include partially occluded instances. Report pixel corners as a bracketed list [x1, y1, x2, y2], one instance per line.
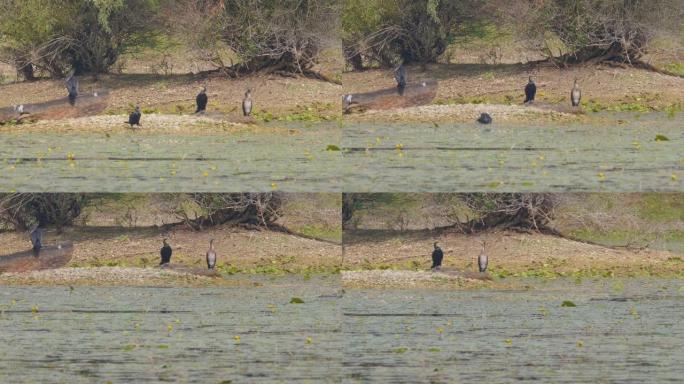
[343, 0, 684, 68]
[0, 0, 339, 79]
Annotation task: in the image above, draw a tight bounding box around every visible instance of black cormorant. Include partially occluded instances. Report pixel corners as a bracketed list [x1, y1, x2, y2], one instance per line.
[160, 238, 172, 265]
[477, 112, 492, 124]
[206, 239, 217, 269]
[394, 64, 407, 88]
[242, 89, 252, 116]
[65, 74, 78, 106]
[128, 106, 141, 127]
[431, 242, 443, 270]
[478, 241, 488, 273]
[524, 76, 536, 104]
[29, 224, 43, 252]
[571, 78, 581, 107]
[195, 86, 208, 113]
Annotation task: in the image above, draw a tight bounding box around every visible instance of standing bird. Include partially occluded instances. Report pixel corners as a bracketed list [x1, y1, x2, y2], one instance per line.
[477, 112, 492, 124]
[29, 224, 43, 252]
[160, 238, 172, 265]
[571, 78, 581, 107]
[242, 89, 252, 116]
[431, 242, 443, 270]
[206, 239, 217, 269]
[195, 86, 208, 114]
[65, 74, 78, 106]
[478, 241, 488, 273]
[127, 106, 141, 127]
[394, 64, 407, 88]
[524, 76, 536, 104]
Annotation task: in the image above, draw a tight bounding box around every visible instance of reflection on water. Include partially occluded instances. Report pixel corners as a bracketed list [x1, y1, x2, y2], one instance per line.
[342, 114, 684, 192]
[342, 279, 684, 383]
[0, 126, 341, 192]
[0, 276, 341, 383]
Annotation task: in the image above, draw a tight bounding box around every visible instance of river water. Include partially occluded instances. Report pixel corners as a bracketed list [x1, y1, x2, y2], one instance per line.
[0, 125, 341, 192]
[342, 113, 684, 192]
[2, 278, 683, 382]
[342, 278, 684, 383]
[0, 276, 342, 383]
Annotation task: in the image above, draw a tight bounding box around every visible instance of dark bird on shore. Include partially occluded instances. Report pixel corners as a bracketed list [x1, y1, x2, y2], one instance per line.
[394, 63, 407, 91]
[242, 89, 252, 116]
[478, 241, 488, 273]
[195, 86, 208, 113]
[65, 74, 78, 106]
[29, 224, 43, 252]
[206, 239, 217, 269]
[160, 238, 172, 265]
[477, 112, 492, 124]
[431, 242, 443, 270]
[571, 78, 581, 107]
[524, 76, 536, 104]
[127, 106, 141, 127]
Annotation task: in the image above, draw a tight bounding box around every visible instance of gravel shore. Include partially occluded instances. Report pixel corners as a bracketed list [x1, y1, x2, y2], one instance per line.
[346, 103, 579, 124]
[341, 269, 490, 289]
[0, 267, 216, 286]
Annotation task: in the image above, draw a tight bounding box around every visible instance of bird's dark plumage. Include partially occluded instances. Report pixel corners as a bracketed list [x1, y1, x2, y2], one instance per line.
[571, 79, 581, 107]
[196, 87, 208, 113]
[477, 113, 492, 124]
[128, 106, 141, 126]
[65, 75, 78, 106]
[160, 239, 172, 265]
[431, 242, 443, 270]
[394, 64, 407, 89]
[206, 239, 217, 269]
[29, 225, 43, 252]
[242, 89, 252, 116]
[524, 76, 536, 104]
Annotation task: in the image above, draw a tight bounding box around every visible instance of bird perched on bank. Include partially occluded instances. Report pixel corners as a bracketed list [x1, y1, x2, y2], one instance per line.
[343, 94, 352, 110]
[160, 238, 172, 265]
[394, 63, 407, 89]
[478, 241, 488, 273]
[206, 239, 217, 269]
[242, 89, 252, 116]
[29, 224, 43, 252]
[477, 112, 492, 124]
[127, 106, 141, 127]
[524, 76, 536, 104]
[13, 105, 25, 115]
[195, 86, 208, 113]
[65, 74, 78, 106]
[571, 78, 581, 107]
[431, 242, 443, 270]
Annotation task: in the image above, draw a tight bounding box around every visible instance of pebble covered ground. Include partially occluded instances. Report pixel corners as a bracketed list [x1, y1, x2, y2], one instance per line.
[341, 269, 488, 289]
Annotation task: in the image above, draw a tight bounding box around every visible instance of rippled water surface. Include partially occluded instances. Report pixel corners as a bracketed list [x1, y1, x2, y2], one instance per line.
[0, 277, 341, 383]
[342, 114, 684, 192]
[343, 279, 684, 383]
[0, 125, 341, 192]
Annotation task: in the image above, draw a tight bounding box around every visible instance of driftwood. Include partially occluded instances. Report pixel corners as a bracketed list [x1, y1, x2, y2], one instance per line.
[0, 243, 74, 273]
[0, 90, 109, 124]
[344, 79, 438, 114]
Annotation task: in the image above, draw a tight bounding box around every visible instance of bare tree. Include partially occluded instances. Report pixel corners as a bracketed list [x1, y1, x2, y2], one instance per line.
[173, 193, 283, 230]
[495, 0, 684, 65]
[0, 193, 87, 230]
